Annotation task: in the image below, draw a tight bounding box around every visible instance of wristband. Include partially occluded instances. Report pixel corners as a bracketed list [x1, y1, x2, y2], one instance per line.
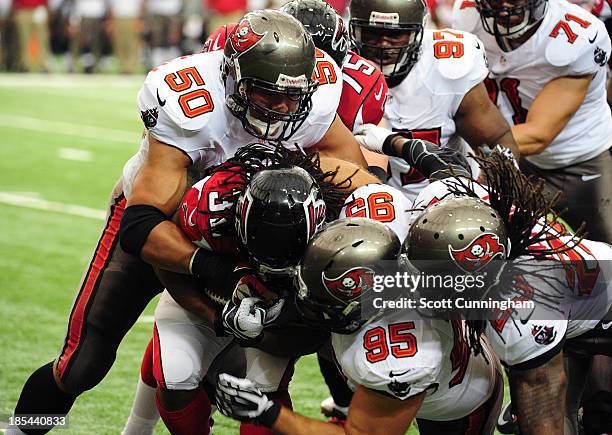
[259, 401, 282, 427]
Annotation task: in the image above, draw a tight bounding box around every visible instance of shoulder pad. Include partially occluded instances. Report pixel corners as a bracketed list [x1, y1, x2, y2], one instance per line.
[178, 165, 245, 254]
[418, 29, 488, 95]
[451, 0, 482, 34]
[140, 52, 223, 132]
[340, 184, 412, 241]
[409, 178, 489, 224]
[289, 49, 342, 147]
[544, 3, 610, 72]
[339, 52, 388, 130]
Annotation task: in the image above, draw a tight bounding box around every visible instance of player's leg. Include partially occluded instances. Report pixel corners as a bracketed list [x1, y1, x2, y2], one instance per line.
[520, 150, 612, 241]
[581, 355, 612, 435]
[316, 342, 352, 422]
[240, 348, 296, 435]
[9, 183, 164, 434]
[153, 291, 233, 435]
[565, 317, 612, 434]
[122, 338, 160, 435]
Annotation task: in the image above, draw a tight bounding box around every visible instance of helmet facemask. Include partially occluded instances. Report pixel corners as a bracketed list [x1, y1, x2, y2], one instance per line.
[222, 10, 319, 142]
[476, 0, 547, 46]
[351, 23, 423, 82]
[225, 66, 318, 141]
[295, 269, 365, 334]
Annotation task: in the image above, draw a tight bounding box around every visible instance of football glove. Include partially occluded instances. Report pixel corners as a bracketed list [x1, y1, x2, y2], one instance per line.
[221, 297, 267, 341]
[216, 373, 281, 427]
[354, 123, 395, 154]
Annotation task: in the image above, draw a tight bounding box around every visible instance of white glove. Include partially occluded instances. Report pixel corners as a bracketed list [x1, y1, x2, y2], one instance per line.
[221, 297, 266, 341]
[354, 123, 394, 154]
[216, 373, 280, 426]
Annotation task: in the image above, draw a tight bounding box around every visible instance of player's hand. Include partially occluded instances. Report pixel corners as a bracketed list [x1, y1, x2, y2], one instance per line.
[231, 264, 276, 304]
[216, 373, 281, 427]
[354, 123, 394, 154]
[221, 297, 267, 341]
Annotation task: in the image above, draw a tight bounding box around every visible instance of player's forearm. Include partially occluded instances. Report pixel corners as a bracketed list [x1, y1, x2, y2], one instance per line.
[156, 268, 219, 326]
[494, 129, 520, 159]
[511, 123, 553, 156]
[139, 221, 197, 273]
[510, 353, 567, 434]
[271, 407, 346, 435]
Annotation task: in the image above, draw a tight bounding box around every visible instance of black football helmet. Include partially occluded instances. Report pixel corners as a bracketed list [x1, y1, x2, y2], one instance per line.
[223, 10, 319, 141]
[475, 0, 547, 45]
[349, 0, 428, 87]
[296, 218, 401, 334]
[281, 0, 350, 67]
[235, 166, 326, 276]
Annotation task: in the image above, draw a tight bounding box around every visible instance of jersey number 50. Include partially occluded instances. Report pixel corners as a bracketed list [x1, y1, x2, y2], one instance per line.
[165, 66, 215, 118]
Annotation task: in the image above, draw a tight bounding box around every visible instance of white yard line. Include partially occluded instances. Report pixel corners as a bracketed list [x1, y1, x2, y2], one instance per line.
[58, 148, 94, 162]
[0, 114, 139, 145]
[0, 73, 144, 89]
[0, 192, 106, 220]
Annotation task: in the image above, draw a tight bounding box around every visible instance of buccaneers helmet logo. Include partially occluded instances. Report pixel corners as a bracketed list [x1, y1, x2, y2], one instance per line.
[322, 267, 374, 302]
[531, 325, 557, 345]
[449, 233, 506, 272]
[229, 18, 265, 53]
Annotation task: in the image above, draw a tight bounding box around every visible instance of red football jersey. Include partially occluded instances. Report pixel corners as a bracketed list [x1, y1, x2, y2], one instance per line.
[179, 165, 246, 254]
[338, 51, 388, 132]
[202, 24, 387, 132]
[202, 23, 238, 53]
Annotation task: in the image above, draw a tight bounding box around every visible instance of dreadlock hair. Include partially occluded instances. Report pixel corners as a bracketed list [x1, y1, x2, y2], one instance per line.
[445, 150, 586, 356]
[197, 143, 354, 239]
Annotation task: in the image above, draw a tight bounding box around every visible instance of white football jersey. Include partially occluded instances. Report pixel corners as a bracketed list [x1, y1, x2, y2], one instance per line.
[411, 178, 612, 366]
[384, 28, 489, 202]
[339, 184, 413, 242]
[122, 49, 342, 197]
[453, 0, 612, 169]
[332, 310, 498, 421]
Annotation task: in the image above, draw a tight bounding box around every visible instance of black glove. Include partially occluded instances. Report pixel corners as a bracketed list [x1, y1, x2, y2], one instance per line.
[399, 138, 472, 181]
[216, 373, 281, 427]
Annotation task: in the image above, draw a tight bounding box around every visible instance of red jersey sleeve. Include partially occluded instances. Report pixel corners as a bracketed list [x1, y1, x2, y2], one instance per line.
[338, 51, 388, 132]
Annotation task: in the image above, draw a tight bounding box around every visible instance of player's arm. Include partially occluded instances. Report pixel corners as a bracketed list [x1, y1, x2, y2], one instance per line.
[273, 386, 422, 435]
[354, 124, 472, 180]
[508, 352, 567, 435]
[216, 374, 423, 435]
[511, 74, 593, 156]
[120, 135, 198, 273]
[315, 115, 369, 168]
[455, 81, 520, 157]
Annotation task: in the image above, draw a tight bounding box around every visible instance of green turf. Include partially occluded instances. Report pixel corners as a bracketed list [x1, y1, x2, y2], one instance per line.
[0, 73, 506, 434]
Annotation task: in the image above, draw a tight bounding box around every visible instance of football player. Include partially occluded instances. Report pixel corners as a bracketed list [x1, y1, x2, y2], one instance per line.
[399, 151, 612, 435]
[202, 0, 390, 179]
[7, 10, 367, 435]
[452, 0, 612, 242]
[348, 0, 518, 202]
[216, 218, 504, 435]
[123, 138, 472, 435]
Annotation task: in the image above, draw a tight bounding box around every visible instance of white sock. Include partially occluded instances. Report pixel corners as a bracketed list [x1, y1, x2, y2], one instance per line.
[122, 378, 160, 435]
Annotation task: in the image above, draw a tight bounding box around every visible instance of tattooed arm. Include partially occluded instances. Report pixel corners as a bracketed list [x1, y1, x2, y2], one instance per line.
[508, 352, 567, 435]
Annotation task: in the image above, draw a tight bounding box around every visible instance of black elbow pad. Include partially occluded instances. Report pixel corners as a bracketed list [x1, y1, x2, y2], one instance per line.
[119, 204, 168, 256]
